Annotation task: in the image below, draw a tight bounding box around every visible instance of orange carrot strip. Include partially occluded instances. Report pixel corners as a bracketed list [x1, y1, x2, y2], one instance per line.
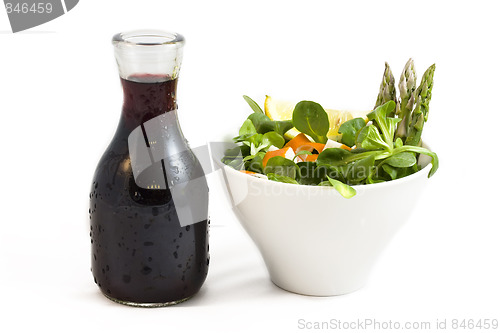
[284, 133, 310, 152]
[262, 147, 290, 168]
[285, 133, 326, 153]
[305, 154, 318, 162]
[302, 142, 325, 153]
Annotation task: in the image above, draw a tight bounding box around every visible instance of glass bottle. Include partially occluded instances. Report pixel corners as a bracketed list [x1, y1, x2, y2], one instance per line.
[89, 30, 209, 307]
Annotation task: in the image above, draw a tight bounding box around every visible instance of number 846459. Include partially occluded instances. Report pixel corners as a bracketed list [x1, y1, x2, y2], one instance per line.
[5, 2, 53, 14]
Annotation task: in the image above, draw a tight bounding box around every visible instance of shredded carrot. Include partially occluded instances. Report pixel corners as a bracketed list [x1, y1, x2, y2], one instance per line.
[240, 170, 256, 175]
[285, 133, 326, 154]
[305, 142, 326, 153]
[262, 147, 290, 168]
[284, 133, 309, 151]
[340, 144, 352, 151]
[305, 154, 318, 162]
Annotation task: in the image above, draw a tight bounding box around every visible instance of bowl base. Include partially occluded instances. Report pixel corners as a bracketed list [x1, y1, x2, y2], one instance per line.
[270, 278, 366, 297]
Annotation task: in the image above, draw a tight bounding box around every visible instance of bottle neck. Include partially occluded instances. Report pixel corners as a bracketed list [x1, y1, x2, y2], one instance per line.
[120, 76, 178, 130]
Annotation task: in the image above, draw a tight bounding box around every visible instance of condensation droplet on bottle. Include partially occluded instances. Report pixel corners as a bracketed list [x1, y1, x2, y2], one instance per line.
[141, 266, 152, 275]
[151, 207, 159, 216]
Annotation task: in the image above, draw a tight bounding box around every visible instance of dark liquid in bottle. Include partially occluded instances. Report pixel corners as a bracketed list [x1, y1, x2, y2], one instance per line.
[89, 76, 209, 304]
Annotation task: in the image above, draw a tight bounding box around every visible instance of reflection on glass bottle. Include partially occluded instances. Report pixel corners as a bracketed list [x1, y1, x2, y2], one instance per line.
[89, 31, 209, 307]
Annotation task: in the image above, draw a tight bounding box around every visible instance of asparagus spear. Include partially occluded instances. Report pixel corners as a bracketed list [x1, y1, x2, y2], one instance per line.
[395, 58, 417, 140]
[374, 62, 396, 116]
[405, 63, 435, 146]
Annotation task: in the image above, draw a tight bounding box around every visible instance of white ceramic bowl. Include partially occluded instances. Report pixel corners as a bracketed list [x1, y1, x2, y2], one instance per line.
[213, 142, 434, 296]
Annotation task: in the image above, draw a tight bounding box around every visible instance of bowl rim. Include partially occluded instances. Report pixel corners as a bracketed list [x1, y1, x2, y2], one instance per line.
[218, 141, 434, 192]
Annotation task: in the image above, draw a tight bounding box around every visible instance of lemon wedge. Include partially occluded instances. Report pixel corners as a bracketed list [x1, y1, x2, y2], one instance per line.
[264, 95, 369, 141]
[264, 96, 299, 139]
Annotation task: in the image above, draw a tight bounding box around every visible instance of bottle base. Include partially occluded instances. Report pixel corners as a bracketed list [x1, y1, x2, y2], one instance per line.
[103, 293, 192, 308]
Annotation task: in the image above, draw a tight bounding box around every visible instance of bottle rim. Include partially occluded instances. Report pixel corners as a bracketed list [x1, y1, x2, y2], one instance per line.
[112, 30, 185, 47]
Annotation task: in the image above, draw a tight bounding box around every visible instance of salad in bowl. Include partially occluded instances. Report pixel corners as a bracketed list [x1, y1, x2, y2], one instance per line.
[218, 59, 439, 295]
[222, 59, 438, 198]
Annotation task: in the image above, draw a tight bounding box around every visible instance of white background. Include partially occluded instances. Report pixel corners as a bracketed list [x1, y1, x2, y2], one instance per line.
[1, 0, 499, 332]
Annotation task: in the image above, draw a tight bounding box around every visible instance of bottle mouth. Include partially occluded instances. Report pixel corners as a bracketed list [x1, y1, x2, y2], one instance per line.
[113, 30, 185, 47]
[112, 30, 185, 81]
